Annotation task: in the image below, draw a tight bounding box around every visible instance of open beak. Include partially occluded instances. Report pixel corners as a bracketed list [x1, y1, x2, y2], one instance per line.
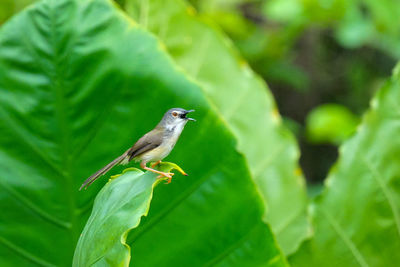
[184, 109, 196, 121]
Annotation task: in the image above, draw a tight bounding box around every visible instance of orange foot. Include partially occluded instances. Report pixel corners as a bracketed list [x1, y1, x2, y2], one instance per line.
[157, 172, 175, 184]
[151, 160, 161, 168]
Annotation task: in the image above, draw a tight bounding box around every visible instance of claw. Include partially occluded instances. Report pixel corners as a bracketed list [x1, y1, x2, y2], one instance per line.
[156, 172, 174, 179]
[145, 162, 187, 185]
[156, 172, 174, 184]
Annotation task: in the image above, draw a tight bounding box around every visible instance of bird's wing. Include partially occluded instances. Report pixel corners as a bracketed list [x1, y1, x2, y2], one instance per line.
[127, 128, 163, 161]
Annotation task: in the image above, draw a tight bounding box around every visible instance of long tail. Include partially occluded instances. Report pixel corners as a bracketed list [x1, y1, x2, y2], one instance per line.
[79, 152, 128, 190]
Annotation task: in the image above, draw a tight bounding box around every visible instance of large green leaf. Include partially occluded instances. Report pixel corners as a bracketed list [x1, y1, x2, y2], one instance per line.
[122, 0, 309, 255]
[73, 168, 157, 266]
[0, 0, 286, 265]
[290, 65, 400, 266]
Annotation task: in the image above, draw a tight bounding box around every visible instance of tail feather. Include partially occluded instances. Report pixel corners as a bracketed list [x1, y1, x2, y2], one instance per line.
[79, 152, 127, 190]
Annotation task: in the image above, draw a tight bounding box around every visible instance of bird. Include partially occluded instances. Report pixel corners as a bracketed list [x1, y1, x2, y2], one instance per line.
[79, 108, 195, 190]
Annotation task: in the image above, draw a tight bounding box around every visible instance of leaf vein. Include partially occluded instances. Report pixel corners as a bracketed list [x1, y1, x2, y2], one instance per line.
[362, 156, 400, 237]
[0, 107, 64, 175]
[129, 163, 220, 241]
[204, 222, 274, 266]
[0, 236, 56, 267]
[0, 179, 70, 229]
[320, 209, 369, 267]
[275, 206, 306, 235]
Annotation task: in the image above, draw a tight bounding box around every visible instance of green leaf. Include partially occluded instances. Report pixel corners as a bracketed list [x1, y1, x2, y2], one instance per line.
[0, 0, 286, 265]
[73, 168, 155, 266]
[290, 65, 400, 266]
[122, 0, 309, 255]
[335, 2, 374, 49]
[73, 163, 180, 266]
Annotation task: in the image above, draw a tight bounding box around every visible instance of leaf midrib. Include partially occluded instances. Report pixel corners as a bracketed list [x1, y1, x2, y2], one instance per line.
[47, 0, 78, 254]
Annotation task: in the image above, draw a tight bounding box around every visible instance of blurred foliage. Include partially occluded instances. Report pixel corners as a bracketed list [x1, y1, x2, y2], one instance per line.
[290, 64, 400, 267]
[306, 103, 360, 145]
[121, 0, 309, 255]
[191, 0, 400, 87]
[189, 0, 398, 182]
[0, 0, 34, 24]
[0, 0, 287, 265]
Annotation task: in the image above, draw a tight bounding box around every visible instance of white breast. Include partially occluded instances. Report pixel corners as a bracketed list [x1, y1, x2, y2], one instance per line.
[139, 122, 186, 163]
[165, 123, 185, 147]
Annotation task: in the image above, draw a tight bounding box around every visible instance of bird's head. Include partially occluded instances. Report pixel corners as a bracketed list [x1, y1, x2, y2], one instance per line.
[159, 108, 195, 129]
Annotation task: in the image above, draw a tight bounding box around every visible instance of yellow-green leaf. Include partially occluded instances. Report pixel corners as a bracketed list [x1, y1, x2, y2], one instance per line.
[290, 64, 400, 266]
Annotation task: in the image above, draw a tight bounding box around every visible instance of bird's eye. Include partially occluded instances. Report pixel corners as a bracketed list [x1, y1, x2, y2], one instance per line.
[172, 111, 178, 117]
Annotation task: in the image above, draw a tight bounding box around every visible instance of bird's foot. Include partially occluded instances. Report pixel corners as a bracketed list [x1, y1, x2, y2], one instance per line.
[157, 172, 175, 184]
[151, 160, 162, 168]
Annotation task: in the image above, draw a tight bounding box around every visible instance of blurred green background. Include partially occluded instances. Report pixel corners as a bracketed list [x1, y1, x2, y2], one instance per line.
[187, 0, 399, 184]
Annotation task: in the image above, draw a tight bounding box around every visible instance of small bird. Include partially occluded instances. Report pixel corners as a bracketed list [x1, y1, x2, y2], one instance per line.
[79, 108, 195, 190]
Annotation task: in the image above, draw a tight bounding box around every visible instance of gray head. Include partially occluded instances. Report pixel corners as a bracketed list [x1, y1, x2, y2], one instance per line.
[158, 108, 195, 129]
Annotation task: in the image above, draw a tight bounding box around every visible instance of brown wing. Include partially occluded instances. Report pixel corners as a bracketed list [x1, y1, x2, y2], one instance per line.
[127, 128, 164, 161]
